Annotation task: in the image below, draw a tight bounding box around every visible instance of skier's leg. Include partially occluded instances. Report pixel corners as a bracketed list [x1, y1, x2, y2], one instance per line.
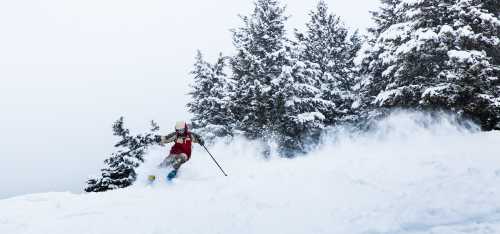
[167, 154, 188, 180]
[171, 153, 188, 170]
[158, 154, 175, 168]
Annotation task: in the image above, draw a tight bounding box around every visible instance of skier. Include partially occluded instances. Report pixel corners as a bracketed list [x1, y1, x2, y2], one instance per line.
[152, 121, 205, 180]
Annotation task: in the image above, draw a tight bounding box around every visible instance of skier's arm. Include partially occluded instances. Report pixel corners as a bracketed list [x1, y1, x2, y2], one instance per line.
[155, 132, 176, 145]
[191, 132, 205, 146]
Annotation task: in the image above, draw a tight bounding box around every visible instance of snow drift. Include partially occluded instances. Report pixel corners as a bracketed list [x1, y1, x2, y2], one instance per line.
[1, 111, 500, 234]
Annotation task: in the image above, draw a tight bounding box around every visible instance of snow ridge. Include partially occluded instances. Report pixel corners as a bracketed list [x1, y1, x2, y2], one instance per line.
[1, 112, 500, 234]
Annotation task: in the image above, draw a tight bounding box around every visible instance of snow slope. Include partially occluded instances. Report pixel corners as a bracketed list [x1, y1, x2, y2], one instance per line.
[1, 112, 500, 234]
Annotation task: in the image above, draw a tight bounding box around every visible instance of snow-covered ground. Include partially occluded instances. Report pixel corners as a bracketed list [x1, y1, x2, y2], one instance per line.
[1, 112, 500, 234]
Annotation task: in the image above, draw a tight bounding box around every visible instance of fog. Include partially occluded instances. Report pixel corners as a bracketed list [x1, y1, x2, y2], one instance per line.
[0, 0, 379, 199]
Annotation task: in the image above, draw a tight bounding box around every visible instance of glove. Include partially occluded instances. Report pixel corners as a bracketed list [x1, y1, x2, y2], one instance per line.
[154, 135, 162, 143]
[198, 138, 205, 146]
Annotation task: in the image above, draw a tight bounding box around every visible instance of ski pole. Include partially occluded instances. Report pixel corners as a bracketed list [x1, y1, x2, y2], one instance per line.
[202, 145, 228, 176]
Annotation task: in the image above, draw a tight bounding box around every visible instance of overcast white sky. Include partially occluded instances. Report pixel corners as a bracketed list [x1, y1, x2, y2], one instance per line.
[0, 0, 380, 198]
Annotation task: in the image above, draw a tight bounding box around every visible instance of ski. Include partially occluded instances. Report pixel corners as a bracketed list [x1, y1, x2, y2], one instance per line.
[147, 175, 157, 183]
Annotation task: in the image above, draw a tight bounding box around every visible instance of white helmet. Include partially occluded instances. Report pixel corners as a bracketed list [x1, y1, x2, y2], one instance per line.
[175, 121, 187, 134]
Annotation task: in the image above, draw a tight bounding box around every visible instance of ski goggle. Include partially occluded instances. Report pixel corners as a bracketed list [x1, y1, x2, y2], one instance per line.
[176, 128, 185, 133]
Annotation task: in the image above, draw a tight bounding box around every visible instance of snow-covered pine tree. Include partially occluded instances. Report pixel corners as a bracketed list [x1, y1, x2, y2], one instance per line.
[367, 0, 403, 40]
[360, 0, 500, 130]
[230, 0, 289, 139]
[272, 44, 326, 156]
[295, 0, 361, 125]
[359, 0, 402, 89]
[358, 0, 404, 112]
[85, 118, 160, 192]
[188, 51, 234, 140]
[420, 0, 500, 130]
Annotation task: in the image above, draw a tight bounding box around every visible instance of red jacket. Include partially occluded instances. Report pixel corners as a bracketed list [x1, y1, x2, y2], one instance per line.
[170, 132, 194, 159]
[160, 130, 202, 160]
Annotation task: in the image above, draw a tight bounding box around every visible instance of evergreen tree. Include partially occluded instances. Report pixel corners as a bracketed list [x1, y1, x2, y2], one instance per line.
[230, 0, 289, 139]
[358, 0, 402, 105]
[295, 0, 362, 125]
[420, 0, 500, 130]
[367, 0, 403, 39]
[85, 118, 160, 192]
[358, 0, 405, 107]
[188, 51, 234, 140]
[360, 0, 500, 130]
[273, 45, 326, 156]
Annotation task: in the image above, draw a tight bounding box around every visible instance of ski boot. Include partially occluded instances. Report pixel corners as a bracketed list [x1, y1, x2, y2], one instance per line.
[167, 169, 178, 181]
